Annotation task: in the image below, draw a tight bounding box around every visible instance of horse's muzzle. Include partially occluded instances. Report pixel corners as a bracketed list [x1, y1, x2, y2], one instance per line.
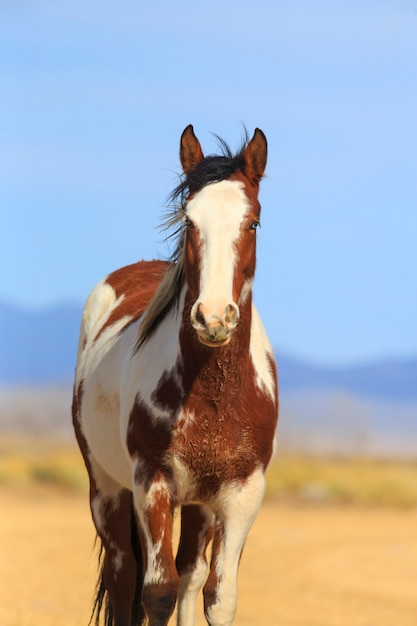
[190, 301, 239, 347]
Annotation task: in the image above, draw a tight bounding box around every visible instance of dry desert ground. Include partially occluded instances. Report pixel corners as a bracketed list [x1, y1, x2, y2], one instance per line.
[1, 486, 417, 626]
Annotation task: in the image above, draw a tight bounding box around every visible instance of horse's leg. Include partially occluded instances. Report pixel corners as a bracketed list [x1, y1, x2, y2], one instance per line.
[133, 477, 179, 626]
[175, 504, 214, 626]
[203, 469, 266, 626]
[89, 458, 140, 626]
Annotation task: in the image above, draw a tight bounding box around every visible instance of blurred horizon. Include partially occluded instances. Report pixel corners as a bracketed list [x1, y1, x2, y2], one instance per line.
[1, 302, 416, 460]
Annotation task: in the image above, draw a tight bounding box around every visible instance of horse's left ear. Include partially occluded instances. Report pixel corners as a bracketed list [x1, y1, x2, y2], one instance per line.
[180, 124, 205, 174]
[243, 128, 267, 184]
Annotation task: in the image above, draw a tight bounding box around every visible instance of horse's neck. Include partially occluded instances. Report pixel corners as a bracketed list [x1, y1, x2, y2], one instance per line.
[178, 290, 253, 395]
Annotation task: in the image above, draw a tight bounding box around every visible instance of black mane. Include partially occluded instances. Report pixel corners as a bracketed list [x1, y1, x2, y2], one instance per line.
[169, 130, 249, 206]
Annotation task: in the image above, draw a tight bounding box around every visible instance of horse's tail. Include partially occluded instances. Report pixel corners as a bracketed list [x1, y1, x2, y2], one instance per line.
[130, 499, 146, 625]
[90, 497, 146, 626]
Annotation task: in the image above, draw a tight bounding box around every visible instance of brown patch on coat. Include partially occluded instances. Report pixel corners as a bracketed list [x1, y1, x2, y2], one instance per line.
[95, 260, 171, 340]
[176, 505, 214, 575]
[151, 366, 184, 414]
[203, 520, 224, 613]
[127, 396, 174, 489]
[228, 171, 262, 302]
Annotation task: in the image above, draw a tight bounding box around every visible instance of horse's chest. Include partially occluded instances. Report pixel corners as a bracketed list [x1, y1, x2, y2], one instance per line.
[168, 405, 258, 501]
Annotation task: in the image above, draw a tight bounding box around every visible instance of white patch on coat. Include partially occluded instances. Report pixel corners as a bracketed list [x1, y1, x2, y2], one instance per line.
[74, 278, 135, 487]
[239, 277, 253, 306]
[91, 495, 106, 534]
[250, 304, 276, 402]
[75, 279, 128, 386]
[177, 562, 208, 626]
[168, 451, 197, 504]
[144, 537, 165, 585]
[89, 454, 124, 500]
[143, 479, 170, 512]
[186, 180, 250, 317]
[112, 548, 125, 574]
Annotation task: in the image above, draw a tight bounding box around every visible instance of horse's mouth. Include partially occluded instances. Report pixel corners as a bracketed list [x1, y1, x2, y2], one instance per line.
[197, 331, 231, 348]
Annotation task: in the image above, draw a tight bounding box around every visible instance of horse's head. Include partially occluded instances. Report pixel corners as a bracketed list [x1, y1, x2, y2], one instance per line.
[179, 125, 267, 348]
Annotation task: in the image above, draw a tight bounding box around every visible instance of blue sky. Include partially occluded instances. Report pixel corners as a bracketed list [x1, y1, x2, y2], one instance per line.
[1, 0, 416, 365]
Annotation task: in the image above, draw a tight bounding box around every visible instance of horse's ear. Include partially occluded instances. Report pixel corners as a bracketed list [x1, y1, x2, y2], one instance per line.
[243, 128, 267, 184]
[180, 124, 204, 174]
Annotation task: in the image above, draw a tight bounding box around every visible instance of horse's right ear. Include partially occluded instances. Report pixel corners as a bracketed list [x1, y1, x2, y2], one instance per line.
[180, 125, 204, 174]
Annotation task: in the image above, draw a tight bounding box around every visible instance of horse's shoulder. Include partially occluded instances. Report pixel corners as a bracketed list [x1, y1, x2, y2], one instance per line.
[82, 260, 171, 343]
[106, 260, 171, 299]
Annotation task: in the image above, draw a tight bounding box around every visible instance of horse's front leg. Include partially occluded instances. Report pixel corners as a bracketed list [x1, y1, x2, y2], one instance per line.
[203, 469, 266, 626]
[175, 504, 214, 626]
[133, 476, 179, 626]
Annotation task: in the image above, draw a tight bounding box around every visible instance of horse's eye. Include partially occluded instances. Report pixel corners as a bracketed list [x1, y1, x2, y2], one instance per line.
[183, 215, 192, 227]
[250, 221, 260, 231]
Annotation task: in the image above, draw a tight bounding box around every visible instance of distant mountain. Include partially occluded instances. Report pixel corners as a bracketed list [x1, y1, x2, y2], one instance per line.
[277, 354, 417, 402]
[0, 302, 416, 402]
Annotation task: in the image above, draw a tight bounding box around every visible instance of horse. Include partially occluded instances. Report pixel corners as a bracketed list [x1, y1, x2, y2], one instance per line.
[72, 124, 279, 626]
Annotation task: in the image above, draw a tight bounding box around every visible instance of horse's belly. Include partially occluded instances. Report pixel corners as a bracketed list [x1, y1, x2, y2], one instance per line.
[75, 308, 142, 490]
[79, 379, 132, 489]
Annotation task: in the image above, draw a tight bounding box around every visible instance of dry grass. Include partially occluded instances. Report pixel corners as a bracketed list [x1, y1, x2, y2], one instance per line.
[0, 437, 87, 491]
[1, 437, 417, 507]
[265, 453, 417, 508]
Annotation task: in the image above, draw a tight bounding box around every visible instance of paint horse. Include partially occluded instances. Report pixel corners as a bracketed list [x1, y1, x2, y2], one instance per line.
[72, 125, 278, 626]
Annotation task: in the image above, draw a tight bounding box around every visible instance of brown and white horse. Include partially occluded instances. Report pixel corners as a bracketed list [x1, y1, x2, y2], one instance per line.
[72, 125, 278, 626]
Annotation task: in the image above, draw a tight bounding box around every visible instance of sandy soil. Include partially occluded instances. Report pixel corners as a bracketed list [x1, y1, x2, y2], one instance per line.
[1, 487, 417, 626]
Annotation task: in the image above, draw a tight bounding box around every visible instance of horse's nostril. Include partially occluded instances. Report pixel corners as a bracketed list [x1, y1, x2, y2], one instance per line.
[225, 303, 239, 326]
[195, 303, 206, 326]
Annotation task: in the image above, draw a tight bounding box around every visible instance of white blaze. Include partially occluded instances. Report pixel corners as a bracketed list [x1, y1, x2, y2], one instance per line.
[186, 180, 250, 317]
